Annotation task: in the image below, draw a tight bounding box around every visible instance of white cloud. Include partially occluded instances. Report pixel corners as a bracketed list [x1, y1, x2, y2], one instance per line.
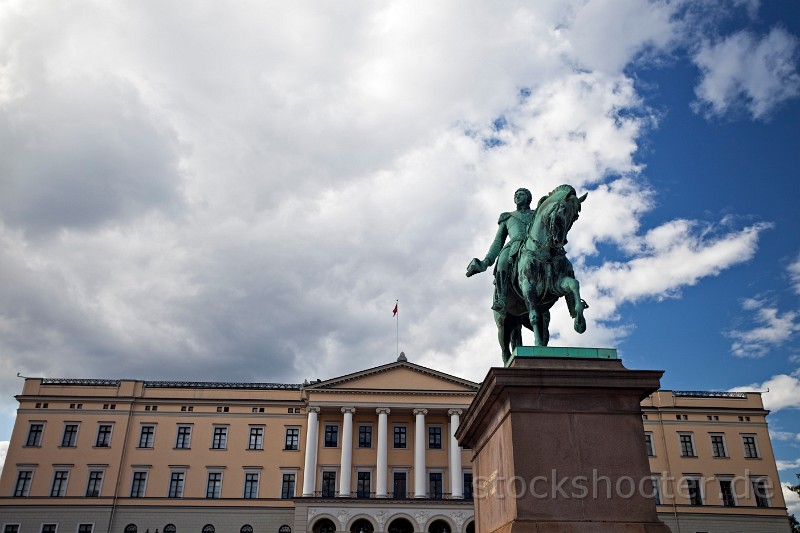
[784, 484, 800, 516]
[731, 373, 800, 412]
[771, 430, 800, 442]
[788, 252, 800, 295]
[777, 459, 800, 471]
[693, 27, 800, 119]
[727, 298, 800, 358]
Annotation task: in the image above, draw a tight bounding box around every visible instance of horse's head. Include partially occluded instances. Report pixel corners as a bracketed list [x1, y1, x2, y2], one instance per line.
[534, 185, 587, 249]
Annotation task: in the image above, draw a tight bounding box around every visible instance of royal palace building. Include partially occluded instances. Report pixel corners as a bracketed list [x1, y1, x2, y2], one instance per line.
[0, 356, 791, 533]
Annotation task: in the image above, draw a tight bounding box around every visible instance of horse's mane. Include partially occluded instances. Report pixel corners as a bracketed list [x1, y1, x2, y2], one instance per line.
[536, 184, 576, 209]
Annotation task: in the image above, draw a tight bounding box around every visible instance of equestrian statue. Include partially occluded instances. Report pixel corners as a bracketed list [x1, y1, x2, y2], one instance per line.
[467, 185, 588, 363]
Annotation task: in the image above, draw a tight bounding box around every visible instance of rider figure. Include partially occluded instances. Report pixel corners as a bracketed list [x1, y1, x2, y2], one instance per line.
[466, 187, 534, 312]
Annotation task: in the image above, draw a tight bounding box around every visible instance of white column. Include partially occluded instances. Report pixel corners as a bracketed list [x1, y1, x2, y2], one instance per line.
[376, 408, 390, 497]
[302, 407, 320, 496]
[413, 408, 428, 498]
[448, 408, 464, 499]
[339, 407, 355, 496]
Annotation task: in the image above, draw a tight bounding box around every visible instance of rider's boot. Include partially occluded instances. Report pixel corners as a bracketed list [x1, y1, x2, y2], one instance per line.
[491, 272, 508, 312]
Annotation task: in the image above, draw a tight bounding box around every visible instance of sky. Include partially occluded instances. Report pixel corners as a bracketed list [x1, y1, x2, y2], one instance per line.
[1, 0, 799, 512]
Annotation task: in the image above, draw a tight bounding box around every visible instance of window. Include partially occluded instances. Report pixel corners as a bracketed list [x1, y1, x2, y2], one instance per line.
[357, 471, 371, 498]
[321, 471, 337, 497]
[211, 426, 228, 449]
[720, 479, 736, 507]
[429, 472, 443, 499]
[281, 473, 295, 499]
[51, 470, 69, 497]
[78, 526, 93, 533]
[14, 470, 33, 497]
[649, 476, 661, 504]
[463, 472, 473, 499]
[96, 424, 113, 447]
[428, 426, 442, 449]
[26, 423, 44, 447]
[393, 426, 407, 448]
[86, 470, 104, 497]
[175, 426, 192, 449]
[686, 478, 703, 505]
[168, 472, 185, 498]
[138, 425, 155, 448]
[206, 472, 222, 498]
[679, 433, 695, 457]
[42, 525, 57, 533]
[4, 526, 19, 533]
[742, 435, 759, 458]
[393, 472, 407, 498]
[284, 427, 299, 450]
[324, 424, 339, 447]
[241, 527, 254, 533]
[124, 526, 137, 533]
[358, 425, 372, 448]
[710, 434, 727, 458]
[248, 426, 264, 450]
[644, 433, 654, 456]
[164, 525, 176, 533]
[202, 526, 214, 533]
[62, 424, 79, 447]
[243, 472, 259, 499]
[752, 478, 770, 507]
[130, 471, 148, 497]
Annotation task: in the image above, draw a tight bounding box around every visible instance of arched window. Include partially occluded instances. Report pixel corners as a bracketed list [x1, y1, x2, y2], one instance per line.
[124, 525, 137, 533]
[313, 519, 336, 533]
[164, 526, 177, 533]
[240, 526, 253, 533]
[428, 520, 450, 533]
[350, 519, 373, 533]
[465, 522, 475, 533]
[202, 526, 215, 533]
[388, 519, 413, 533]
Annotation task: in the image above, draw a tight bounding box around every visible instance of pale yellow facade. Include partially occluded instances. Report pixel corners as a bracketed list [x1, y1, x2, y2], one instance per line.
[0, 359, 792, 533]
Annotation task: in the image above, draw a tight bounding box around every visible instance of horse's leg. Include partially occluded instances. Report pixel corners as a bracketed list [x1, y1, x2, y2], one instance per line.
[541, 311, 551, 346]
[520, 276, 543, 346]
[495, 311, 511, 363]
[560, 277, 586, 334]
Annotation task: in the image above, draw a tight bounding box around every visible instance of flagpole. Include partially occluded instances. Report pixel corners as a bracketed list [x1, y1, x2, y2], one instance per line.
[395, 299, 399, 357]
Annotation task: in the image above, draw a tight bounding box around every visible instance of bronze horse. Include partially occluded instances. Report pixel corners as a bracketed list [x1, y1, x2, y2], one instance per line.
[496, 185, 588, 363]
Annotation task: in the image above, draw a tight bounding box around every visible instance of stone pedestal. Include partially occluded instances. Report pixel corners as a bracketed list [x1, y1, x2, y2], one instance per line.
[455, 348, 671, 533]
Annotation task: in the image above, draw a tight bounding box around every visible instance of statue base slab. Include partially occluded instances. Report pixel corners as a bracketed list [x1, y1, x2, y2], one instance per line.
[456, 350, 670, 533]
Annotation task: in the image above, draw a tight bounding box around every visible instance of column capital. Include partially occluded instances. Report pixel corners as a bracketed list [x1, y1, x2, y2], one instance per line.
[307, 406, 320, 414]
[376, 408, 391, 415]
[448, 409, 463, 416]
[413, 408, 428, 416]
[341, 407, 356, 414]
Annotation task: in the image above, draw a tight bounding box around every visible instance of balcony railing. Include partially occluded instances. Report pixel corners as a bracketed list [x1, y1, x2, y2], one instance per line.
[308, 491, 466, 499]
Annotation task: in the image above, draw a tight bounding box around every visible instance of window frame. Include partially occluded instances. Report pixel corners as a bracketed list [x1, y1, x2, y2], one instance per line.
[61, 423, 79, 447]
[358, 424, 373, 448]
[678, 432, 696, 457]
[280, 472, 296, 499]
[130, 470, 148, 498]
[428, 426, 442, 449]
[685, 476, 704, 506]
[284, 427, 300, 450]
[393, 425, 407, 449]
[168, 471, 186, 498]
[243, 471, 260, 499]
[95, 424, 113, 448]
[175, 425, 192, 449]
[323, 424, 339, 448]
[428, 471, 444, 499]
[710, 433, 727, 458]
[751, 477, 771, 507]
[248, 425, 265, 451]
[13, 469, 33, 497]
[463, 471, 473, 500]
[392, 469, 408, 499]
[206, 471, 223, 499]
[356, 470, 371, 498]
[85, 469, 105, 497]
[26, 422, 45, 447]
[50, 469, 70, 497]
[211, 425, 228, 450]
[138, 425, 156, 449]
[321, 470, 337, 497]
[741, 434, 760, 458]
[719, 477, 736, 507]
[644, 432, 655, 457]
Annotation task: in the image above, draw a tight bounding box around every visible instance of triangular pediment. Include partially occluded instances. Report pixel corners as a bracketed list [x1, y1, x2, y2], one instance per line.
[305, 361, 479, 393]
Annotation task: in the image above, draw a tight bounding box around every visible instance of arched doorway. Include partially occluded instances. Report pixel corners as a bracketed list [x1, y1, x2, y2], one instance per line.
[350, 519, 373, 533]
[387, 518, 413, 533]
[313, 519, 336, 533]
[427, 520, 450, 533]
[465, 522, 475, 533]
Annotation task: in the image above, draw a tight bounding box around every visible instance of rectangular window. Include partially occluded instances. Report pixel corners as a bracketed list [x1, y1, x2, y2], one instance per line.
[357, 471, 371, 498]
[358, 425, 372, 448]
[95, 424, 112, 447]
[14, 470, 33, 497]
[285, 427, 300, 450]
[463, 472, 473, 499]
[429, 472, 443, 499]
[248, 426, 264, 450]
[281, 473, 296, 499]
[41, 525, 57, 533]
[679, 433, 695, 457]
[428, 426, 442, 449]
[710, 434, 727, 458]
[742, 435, 759, 458]
[393, 426, 407, 448]
[4, 526, 19, 533]
[78, 525, 93, 533]
[644, 433, 654, 456]
[168, 472, 185, 498]
[393, 472, 407, 498]
[211, 426, 228, 449]
[130, 471, 147, 497]
[138, 425, 155, 448]
[50, 470, 69, 497]
[61, 424, 79, 447]
[686, 478, 703, 506]
[321, 471, 337, 497]
[752, 479, 770, 507]
[175, 426, 192, 449]
[720, 479, 735, 507]
[86, 470, 104, 497]
[324, 424, 339, 447]
[206, 472, 222, 498]
[650, 476, 661, 505]
[26, 423, 44, 447]
[244, 472, 259, 499]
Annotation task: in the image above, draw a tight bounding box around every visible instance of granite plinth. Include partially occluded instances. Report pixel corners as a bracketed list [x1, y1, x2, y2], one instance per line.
[455, 351, 671, 533]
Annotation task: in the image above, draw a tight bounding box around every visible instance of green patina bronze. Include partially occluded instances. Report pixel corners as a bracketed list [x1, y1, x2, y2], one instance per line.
[506, 346, 617, 367]
[467, 185, 589, 364]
